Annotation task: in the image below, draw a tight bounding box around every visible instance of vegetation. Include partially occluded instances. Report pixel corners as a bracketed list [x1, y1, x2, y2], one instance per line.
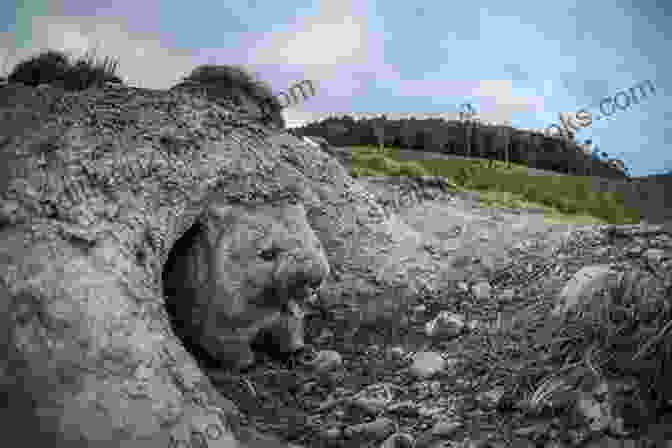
[349, 145, 642, 225]
[178, 64, 286, 129]
[5, 48, 122, 91]
[293, 114, 630, 179]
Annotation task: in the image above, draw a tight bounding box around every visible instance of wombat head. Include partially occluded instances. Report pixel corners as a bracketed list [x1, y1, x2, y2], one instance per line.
[164, 199, 329, 369]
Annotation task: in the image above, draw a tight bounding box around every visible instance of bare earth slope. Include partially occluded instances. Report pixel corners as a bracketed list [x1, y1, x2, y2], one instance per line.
[356, 176, 589, 285]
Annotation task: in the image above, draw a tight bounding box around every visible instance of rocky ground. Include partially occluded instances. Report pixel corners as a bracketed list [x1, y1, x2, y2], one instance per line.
[4, 80, 669, 447]
[200, 176, 672, 448]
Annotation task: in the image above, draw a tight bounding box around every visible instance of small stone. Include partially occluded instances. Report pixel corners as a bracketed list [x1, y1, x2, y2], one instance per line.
[626, 245, 644, 256]
[645, 248, 666, 263]
[544, 441, 565, 448]
[430, 420, 463, 436]
[594, 247, 609, 257]
[471, 281, 492, 300]
[513, 424, 549, 437]
[387, 346, 406, 360]
[576, 392, 610, 432]
[315, 328, 334, 344]
[366, 344, 381, 355]
[322, 427, 342, 439]
[409, 351, 446, 379]
[425, 311, 465, 338]
[608, 416, 629, 436]
[477, 387, 506, 408]
[350, 396, 389, 415]
[387, 401, 419, 416]
[380, 432, 415, 448]
[301, 350, 342, 372]
[418, 406, 443, 417]
[498, 288, 515, 301]
[412, 304, 427, 319]
[592, 381, 609, 400]
[343, 417, 396, 440]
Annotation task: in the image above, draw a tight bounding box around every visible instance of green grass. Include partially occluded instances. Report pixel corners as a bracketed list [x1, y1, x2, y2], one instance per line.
[349, 145, 643, 225]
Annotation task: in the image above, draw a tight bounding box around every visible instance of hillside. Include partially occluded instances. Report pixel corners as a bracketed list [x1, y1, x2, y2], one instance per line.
[292, 116, 629, 180]
[328, 145, 672, 227]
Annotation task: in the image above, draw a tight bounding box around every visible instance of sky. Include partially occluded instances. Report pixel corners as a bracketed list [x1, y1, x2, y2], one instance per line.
[1, 0, 670, 177]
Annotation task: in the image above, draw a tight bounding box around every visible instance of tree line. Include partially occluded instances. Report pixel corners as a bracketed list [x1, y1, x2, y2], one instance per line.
[291, 114, 630, 179]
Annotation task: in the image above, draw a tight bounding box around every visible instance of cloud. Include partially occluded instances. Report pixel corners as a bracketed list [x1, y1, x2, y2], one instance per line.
[245, 0, 393, 100]
[468, 80, 545, 123]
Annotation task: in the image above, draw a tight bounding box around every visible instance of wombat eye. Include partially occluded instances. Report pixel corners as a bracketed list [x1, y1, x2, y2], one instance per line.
[259, 247, 280, 261]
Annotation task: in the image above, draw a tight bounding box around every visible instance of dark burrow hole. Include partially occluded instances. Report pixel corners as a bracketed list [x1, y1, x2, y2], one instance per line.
[161, 221, 302, 372]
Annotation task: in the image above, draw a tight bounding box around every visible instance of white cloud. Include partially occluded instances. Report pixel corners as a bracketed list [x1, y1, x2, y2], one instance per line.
[247, 0, 392, 99]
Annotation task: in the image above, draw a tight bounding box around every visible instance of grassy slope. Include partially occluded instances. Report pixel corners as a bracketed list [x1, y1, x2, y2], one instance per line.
[348, 145, 643, 226]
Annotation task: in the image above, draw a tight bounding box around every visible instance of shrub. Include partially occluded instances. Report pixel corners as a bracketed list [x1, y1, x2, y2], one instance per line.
[7, 48, 122, 91]
[538, 192, 558, 208]
[178, 64, 285, 129]
[7, 49, 70, 87]
[522, 184, 541, 203]
[555, 197, 579, 215]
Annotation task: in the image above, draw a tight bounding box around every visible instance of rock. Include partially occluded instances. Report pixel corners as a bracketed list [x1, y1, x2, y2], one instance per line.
[411, 304, 427, 321]
[380, 432, 415, 448]
[476, 387, 506, 409]
[498, 288, 515, 301]
[409, 352, 447, 379]
[321, 427, 342, 440]
[425, 311, 466, 339]
[299, 349, 342, 372]
[314, 327, 334, 344]
[644, 247, 667, 263]
[471, 280, 492, 300]
[343, 417, 396, 440]
[429, 420, 463, 436]
[350, 382, 400, 414]
[387, 345, 406, 360]
[551, 265, 615, 317]
[576, 391, 613, 433]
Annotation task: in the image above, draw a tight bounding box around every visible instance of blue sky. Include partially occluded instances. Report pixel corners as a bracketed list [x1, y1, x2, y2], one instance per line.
[1, 0, 670, 177]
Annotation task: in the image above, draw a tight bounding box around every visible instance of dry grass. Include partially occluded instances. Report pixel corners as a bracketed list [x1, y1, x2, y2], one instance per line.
[4, 48, 122, 91]
[177, 64, 286, 129]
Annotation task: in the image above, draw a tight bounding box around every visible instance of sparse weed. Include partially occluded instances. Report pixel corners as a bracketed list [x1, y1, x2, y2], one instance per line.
[178, 64, 286, 129]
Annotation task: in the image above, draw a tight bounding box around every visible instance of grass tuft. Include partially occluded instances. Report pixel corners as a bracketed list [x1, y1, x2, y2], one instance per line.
[6, 48, 123, 91]
[177, 64, 285, 129]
